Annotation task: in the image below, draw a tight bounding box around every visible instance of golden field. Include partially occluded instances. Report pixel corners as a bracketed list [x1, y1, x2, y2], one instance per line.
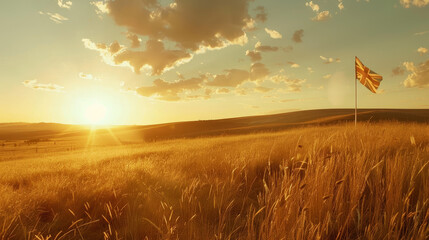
[0, 119, 428, 239]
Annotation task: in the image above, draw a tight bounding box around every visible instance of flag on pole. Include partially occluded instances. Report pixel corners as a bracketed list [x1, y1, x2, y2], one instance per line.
[355, 57, 383, 93]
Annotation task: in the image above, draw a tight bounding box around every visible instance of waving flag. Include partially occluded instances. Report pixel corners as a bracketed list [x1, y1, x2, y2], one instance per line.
[355, 57, 383, 93]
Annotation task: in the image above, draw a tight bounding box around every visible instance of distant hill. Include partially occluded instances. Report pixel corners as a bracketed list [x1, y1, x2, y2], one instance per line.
[0, 109, 428, 142]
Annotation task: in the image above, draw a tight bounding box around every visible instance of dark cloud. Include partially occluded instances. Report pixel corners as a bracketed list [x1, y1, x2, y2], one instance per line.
[255, 41, 279, 52]
[254, 6, 267, 22]
[246, 50, 262, 62]
[292, 29, 304, 43]
[126, 32, 141, 48]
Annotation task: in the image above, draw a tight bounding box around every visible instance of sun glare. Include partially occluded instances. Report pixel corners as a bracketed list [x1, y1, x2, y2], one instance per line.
[84, 102, 107, 125]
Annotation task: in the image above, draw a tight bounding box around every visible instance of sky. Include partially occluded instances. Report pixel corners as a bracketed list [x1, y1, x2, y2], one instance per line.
[0, 0, 428, 125]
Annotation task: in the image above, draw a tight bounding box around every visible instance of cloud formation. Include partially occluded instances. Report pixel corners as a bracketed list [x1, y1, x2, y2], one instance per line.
[79, 72, 101, 81]
[83, 38, 192, 75]
[403, 60, 429, 88]
[105, 0, 252, 51]
[126, 32, 141, 48]
[207, 69, 250, 87]
[312, 11, 331, 21]
[418, 47, 428, 55]
[254, 41, 279, 52]
[246, 50, 262, 62]
[254, 6, 267, 23]
[136, 76, 206, 101]
[305, 1, 320, 12]
[400, 0, 429, 8]
[265, 28, 282, 39]
[338, 0, 344, 10]
[287, 62, 300, 68]
[270, 74, 306, 92]
[320, 55, 341, 64]
[23, 80, 64, 92]
[292, 29, 304, 43]
[39, 12, 68, 23]
[58, 0, 72, 9]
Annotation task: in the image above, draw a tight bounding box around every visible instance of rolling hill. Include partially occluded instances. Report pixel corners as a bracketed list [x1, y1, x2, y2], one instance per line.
[0, 109, 428, 142]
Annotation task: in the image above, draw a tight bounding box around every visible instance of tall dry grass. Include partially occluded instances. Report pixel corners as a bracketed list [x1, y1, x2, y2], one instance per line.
[0, 122, 428, 239]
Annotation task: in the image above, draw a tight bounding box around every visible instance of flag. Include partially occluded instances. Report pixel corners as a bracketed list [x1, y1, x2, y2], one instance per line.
[355, 57, 383, 93]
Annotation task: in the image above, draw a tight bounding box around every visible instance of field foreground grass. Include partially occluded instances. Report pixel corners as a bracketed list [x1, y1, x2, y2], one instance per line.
[0, 122, 429, 239]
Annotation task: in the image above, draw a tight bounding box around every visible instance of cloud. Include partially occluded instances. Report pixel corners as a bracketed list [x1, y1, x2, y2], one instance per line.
[39, 12, 68, 23]
[207, 69, 250, 87]
[254, 6, 267, 22]
[126, 32, 141, 48]
[392, 66, 405, 76]
[265, 28, 282, 39]
[79, 72, 101, 81]
[270, 74, 306, 92]
[418, 47, 428, 55]
[136, 76, 206, 101]
[400, 0, 429, 8]
[403, 60, 429, 88]
[246, 50, 262, 62]
[58, 0, 72, 9]
[22, 80, 64, 92]
[105, 0, 252, 51]
[312, 11, 331, 21]
[91, 1, 110, 16]
[305, 1, 320, 12]
[254, 86, 272, 93]
[250, 62, 270, 81]
[414, 30, 429, 36]
[287, 62, 300, 68]
[338, 1, 344, 10]
[292, 29, 304, 43]
[254, 41, 279, 52]
[307, 67, 314, 73]
[320, 55, 341, 64]
[216, 88, 230, 94]
[83, 38, 192, 75]
[206, 62, 269, 87]
[323, 74, 332, 79]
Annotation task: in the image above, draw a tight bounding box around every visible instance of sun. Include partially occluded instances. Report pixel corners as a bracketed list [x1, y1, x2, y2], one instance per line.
[84, 102, 107, 125]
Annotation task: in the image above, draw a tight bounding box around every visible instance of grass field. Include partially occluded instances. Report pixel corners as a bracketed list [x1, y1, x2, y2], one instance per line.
[1, 119, 428, 239]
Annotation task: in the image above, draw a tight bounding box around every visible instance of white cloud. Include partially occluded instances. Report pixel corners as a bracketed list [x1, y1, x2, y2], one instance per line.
[305, 1, 320, 12]
[312, 11, 331, 21]
[338, 1, 345, 10]
[320, 55, 341, 64]
[403, 60, 429, 88]
[265, 28, 282, 39]
[307, 67, 314, 73]
[23, 80, 64, 92]
[39, 12, 68, 24]
[79, 72, 101, 81]
[323, 74, 332, 79]
[418, 47, 428, 55]
[400, 0, 429, 8]
[58, 0, 72, 9]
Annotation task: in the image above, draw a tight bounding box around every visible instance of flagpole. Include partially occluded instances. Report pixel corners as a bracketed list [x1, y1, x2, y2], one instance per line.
[355, 56, 357, 127]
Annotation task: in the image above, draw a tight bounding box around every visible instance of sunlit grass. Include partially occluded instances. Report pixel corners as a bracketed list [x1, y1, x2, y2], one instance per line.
[0, 122, 428, 239]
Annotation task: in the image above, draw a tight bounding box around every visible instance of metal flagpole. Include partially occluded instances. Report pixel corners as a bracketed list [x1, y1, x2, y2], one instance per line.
[355, 56, 357, 127]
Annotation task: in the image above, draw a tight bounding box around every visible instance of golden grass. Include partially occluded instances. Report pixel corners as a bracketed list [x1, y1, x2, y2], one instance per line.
[0, 122, 428, 239]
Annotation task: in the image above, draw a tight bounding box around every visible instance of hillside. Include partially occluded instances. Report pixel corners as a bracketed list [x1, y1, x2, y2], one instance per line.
[0, 109, 428, 142]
